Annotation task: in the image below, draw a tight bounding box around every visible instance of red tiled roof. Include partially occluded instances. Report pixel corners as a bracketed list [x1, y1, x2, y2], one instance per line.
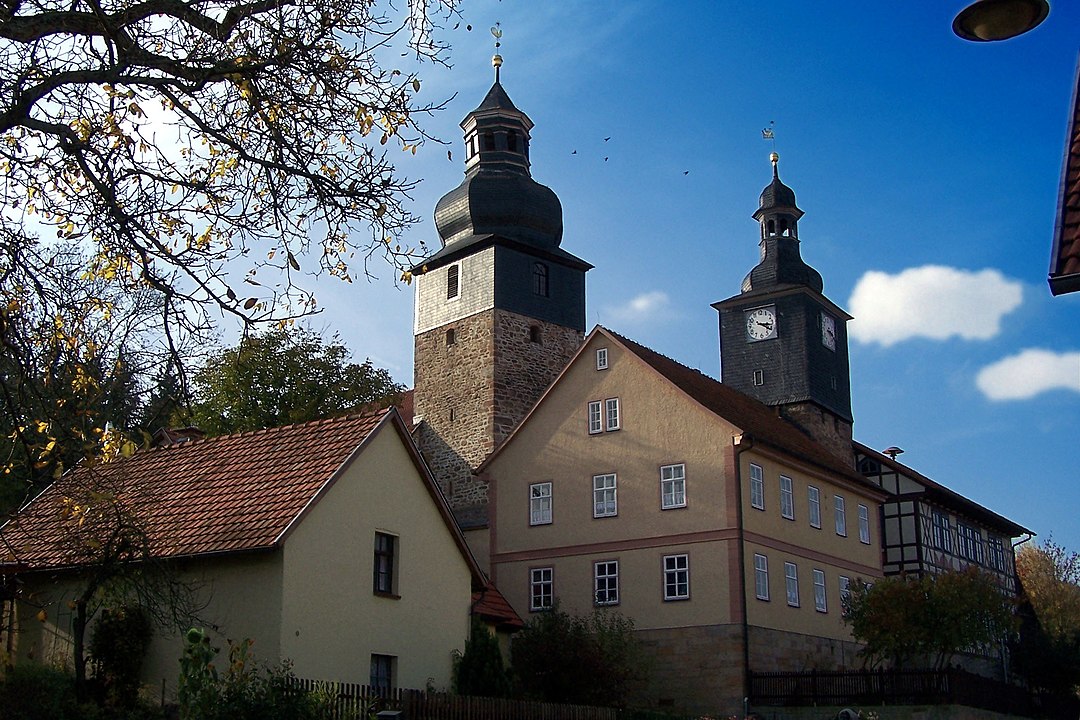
[605, 329, 873, 487]
[2, 411, 391, 570]
[471, 581, 524, 629]
[1050, 55, 1080, 295]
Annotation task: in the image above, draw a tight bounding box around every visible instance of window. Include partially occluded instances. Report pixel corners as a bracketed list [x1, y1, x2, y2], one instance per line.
[507, 130, 519, 152]
[445, 328, 456, 346]
[932, 510, 952, 553]
[660, 463, 686, 509]
[596, 347, 609, 370]
[370, 654, 394, 693]
[373, 532, 396, 595]
[605, 398, 620, 431]
[839, 576, 851, 605]
[784, 562, 800, 607]
[780, 475, 794, 520]
[858, 504, 871, 544]
[530, 482, 552, 525]
[754, 554, 769, 600]
[753, 369, 764, 386]
[588, 401, 603, 434]
[663, 554, 689, 601]
[813, 569, 827, 612]
[808, 486, 821, 528]
[988, 536, 1007, 572]
[593, 474, 617, 518]
[446, 263, 460, 299]
[958, 523, 984, 563]
[482, 132, 495, 151]
[530, 567, 553, 611]
[594, 560, 619, 605]
[834, 495, 847, 536]
[750, 463, 764, 510]
[529, 325, 542, 344]
[533, 262, 549, 297]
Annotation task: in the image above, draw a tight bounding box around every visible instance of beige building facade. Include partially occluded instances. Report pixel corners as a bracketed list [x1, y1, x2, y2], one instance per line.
[479, 327, 886, 714]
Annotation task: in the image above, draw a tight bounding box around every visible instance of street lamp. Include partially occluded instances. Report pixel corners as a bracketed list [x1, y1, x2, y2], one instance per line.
[952, 0, 1049, 41]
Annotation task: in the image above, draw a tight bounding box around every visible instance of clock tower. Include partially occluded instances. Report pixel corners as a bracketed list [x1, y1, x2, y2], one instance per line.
[713, 154, 854, 463]
[412, 56, 591, 525]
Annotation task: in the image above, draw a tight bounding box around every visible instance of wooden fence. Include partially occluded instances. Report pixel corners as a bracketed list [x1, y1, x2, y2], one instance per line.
[749, 667, 1080, 719]
[289, 679, 623, 720]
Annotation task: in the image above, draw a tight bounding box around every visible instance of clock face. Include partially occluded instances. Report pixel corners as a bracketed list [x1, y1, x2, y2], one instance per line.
[745, 306, 777, 342]
[821, 312, 836, 350]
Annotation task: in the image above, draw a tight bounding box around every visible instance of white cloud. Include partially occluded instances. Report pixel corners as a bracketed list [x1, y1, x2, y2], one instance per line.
[848, 265, 1023, 347]
[976, 349, 1080, 401]
[605, 291, 673, 324]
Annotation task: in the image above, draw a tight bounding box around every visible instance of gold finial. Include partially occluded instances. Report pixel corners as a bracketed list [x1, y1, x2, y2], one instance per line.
[770, 152, 779, 165]
[491, 23, 503, 82]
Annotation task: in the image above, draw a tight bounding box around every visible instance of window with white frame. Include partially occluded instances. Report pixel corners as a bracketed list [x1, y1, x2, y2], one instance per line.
[834, 495, 847, 536]
[530, 482, 552, 525]
[750, 463, 765, 510]
[663, 554, 689, 601]
[530, 567, 553, 611]
[784, 562, 800, 607]
[988, 536, 1007, 572]
[605, 397, 620, 431]
[587, 401, 602, 434]
[593, 474, 617, 518]
[839, 575, 851, 605]
[754, 554, 769, 600]
[596, 348, 609, 370]
[660, 463, 686, 509]
[858, 504, 871, 544]
[780, 475, 794, 520]
[813, 568, 827, 612]
[594, 560, 619, 605]
[958, 523, 984, 563]
[932, 510, 952, 552]
[808, 486, 821, 528]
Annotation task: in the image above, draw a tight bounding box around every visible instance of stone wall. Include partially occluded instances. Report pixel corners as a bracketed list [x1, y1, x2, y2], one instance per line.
[634, 624, 746, 716]
[748, 624, 864, 672]
[780, 402, 855, 468]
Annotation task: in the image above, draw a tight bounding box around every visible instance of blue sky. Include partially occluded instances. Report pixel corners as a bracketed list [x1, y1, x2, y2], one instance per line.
[305, 2, 1080, 549]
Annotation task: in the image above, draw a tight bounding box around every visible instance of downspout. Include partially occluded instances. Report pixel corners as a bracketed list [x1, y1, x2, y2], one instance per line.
[732, 432, 752, 710]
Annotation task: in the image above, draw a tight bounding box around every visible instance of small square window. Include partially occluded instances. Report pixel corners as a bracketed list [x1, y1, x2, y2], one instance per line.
[750, 463, 764, 510]
[596, 348, 609, 370]
[663, 554, 689, 601]
[594, 560, 619, 606]
[530, 482, 552, 526]
[605, 398, 620, 431]
[530, 567, 553, 611]
[660, 464, 686, 509]
[593, 474, 617, 518]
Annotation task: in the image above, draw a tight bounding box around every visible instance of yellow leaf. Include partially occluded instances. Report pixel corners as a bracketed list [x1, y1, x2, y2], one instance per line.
[36, 609, 47, 622]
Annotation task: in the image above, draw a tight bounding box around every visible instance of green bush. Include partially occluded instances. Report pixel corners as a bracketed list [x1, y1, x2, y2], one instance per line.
[453, 617, 511, 697]
[90, 605, 154, 711]
[0, 663, 82, 720]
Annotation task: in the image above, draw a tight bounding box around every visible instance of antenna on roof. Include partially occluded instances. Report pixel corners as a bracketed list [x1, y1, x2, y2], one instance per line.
[491, 23, 503, 82]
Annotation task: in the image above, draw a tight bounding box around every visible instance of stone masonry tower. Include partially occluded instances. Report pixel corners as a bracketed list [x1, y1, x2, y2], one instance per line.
[412, 57, 591, 525]
[713, 154, 854, 464]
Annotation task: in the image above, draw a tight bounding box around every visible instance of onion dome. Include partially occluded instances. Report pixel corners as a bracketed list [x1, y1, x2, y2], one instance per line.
[742, 153, 823, 293]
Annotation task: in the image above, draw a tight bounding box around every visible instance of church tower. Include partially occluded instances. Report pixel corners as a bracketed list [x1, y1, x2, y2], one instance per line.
[713, 154, 854, 463]
[412, 54, 591, 525]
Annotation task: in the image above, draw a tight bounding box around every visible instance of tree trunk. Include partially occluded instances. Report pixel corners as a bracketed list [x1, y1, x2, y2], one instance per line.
[73, 596, 89, 703]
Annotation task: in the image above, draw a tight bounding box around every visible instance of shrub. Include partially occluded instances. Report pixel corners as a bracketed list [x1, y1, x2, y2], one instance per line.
[453, 617, 511, 697]
[90, 605, 154, 710]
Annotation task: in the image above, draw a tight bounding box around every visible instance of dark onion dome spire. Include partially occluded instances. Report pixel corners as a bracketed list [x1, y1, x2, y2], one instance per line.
[430, 52, 564, 253]
[742, 152, 824, 294]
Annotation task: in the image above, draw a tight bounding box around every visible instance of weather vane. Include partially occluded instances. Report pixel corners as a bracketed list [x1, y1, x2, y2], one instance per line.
[491, 23, 503, 81]
[761, 120, 776, 150]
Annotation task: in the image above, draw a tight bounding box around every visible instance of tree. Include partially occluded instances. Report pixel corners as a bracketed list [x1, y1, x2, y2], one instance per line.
[510, 603, 648, 707]
[185, 326, 402, 435]
[1013, 539, 1080, 693]
[453, 617, 511, 698]
[843, 568, 1015, 670]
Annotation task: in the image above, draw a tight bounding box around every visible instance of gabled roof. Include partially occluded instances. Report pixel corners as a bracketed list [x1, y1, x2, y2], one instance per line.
[480, 326, 878, 494]
[853, 441, 1033, 538]
[1050, 54, 1080, 295]
[1, 409, 483, 584]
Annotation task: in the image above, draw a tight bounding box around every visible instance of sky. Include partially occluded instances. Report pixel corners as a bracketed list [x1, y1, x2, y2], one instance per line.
[300, 2, 1080, 550]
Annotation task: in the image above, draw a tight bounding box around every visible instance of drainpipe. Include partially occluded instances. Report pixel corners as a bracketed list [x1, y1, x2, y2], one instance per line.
[732, 432, 752, 711]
